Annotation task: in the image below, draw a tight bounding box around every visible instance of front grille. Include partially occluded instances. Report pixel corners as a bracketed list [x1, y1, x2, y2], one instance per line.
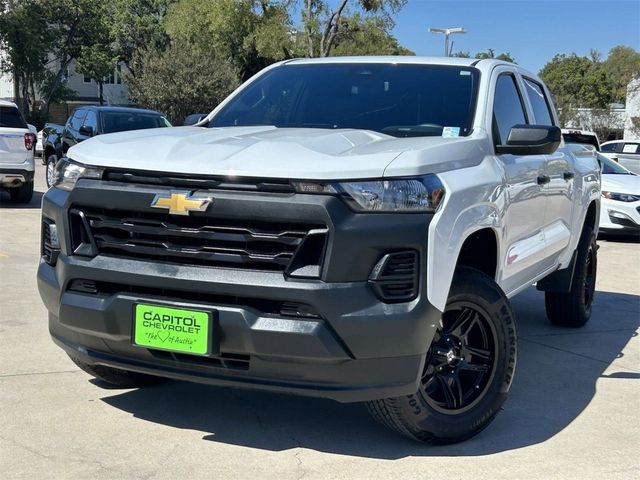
[149, 350, 251, 371]
[69, 207, 328, 273]
[368, 250, 419, 303]
[67, 279, 321, 319]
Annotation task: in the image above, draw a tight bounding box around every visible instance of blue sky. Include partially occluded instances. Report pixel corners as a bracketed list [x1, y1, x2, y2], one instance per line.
[390, 0, 640, 73]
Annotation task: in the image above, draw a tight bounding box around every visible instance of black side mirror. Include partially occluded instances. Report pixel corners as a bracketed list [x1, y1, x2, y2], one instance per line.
[183, 114, 207, 126]
[79, 125, 95, 137]
[496, 124, 561, 155]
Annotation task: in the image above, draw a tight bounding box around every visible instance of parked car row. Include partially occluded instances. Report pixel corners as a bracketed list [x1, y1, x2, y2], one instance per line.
[41, 106, 171, 187]
[561, 129, 640, 237]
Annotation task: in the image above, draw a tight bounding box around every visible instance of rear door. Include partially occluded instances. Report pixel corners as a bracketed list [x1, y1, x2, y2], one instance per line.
[522, 76, 573, 264]
[0, 105, 29, 165]
[492, 70, 549, 294]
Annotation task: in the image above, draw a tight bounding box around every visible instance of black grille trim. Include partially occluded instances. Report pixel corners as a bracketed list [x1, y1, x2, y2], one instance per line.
[69, 207, 328, 273]
[41, 219, 59, 266]
[149, 350, 251, 371]
[103, 169, 296, 193]
[368, 250, 419, 303]
[66, 280, 322, 319]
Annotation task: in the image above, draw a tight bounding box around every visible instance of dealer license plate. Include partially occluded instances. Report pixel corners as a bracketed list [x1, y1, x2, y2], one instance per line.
[133, 304, 211, 356]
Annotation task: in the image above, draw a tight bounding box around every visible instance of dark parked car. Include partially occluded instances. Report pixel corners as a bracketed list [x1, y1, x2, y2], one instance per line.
[42, 106, 171, 187]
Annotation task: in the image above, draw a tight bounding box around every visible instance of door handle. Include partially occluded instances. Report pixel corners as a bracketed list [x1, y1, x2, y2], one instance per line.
[536, 175, 551, 185]
[563, 171, 574, 181]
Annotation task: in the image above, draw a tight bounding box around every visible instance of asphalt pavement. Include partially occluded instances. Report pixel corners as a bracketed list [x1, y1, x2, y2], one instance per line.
[0, 161, 638, 479]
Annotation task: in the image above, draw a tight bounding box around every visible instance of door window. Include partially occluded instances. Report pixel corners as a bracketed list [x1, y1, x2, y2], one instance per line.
[523, 78, 554, 126]
[83, 110, 98, 132]
[69, 109, 86, 130]
[493, 74, 528, 146]
[600, 143, 619, 152]
[622, 143, 640, 154]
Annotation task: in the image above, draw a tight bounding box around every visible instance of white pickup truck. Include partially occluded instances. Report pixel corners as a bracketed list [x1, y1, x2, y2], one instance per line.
[38, 57, 600, 444]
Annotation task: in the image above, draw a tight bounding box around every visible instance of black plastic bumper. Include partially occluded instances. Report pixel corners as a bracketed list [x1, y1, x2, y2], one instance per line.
[38, 181, 441, 402]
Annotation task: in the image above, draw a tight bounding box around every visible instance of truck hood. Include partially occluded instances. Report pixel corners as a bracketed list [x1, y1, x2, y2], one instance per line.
[68, 126, 486, 180]
[602, 173, 640, 195]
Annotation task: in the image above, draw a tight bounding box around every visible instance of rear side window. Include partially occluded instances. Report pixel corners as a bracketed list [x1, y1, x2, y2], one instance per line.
[0, 106, 27, 129]
[69, 109, 87, 130]
[622, 143, 640, 154]
[523, 78, 554, 126]
[102, 112, 170, 134]
[493, 74, 528, 145]
[600, 143, 619, 153]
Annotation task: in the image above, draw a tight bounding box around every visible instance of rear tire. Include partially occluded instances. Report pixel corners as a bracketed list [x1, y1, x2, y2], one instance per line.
[9, 181, 34, 204]
[545, 226, 597, 328]
[366, 267, 517, 444]
[69, 355, 165, 388]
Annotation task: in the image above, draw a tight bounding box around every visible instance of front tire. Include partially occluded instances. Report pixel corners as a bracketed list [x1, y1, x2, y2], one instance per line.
[545, 226, 597, 328]
[366, 267, 517, 444]
[69, 355, 165, 388]
[45, 154, 58, 188]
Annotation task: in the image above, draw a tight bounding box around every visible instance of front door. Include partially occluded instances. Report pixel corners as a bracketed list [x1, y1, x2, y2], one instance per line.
[492, 72, 549, 295]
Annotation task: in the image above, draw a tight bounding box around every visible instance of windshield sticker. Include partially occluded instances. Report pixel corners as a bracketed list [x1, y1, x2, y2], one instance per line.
[442, 126, 461, 138]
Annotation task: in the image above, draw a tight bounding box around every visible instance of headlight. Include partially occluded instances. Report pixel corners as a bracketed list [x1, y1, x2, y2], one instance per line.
[53, 158, 104, 191]
[602, 191, 640, 202]
[293, 175, 445, 212]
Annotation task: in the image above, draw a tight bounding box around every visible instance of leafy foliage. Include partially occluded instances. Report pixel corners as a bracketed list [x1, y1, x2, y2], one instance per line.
[603, 46, 640, 103]
[452, 49, 516, 63]
[111, 0, 176, 77]
[302, 0, 407, 57]
[126, 40, 240, 124]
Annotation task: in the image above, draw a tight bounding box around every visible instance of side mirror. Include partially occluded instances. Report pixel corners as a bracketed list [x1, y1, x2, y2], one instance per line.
[496, 125, 561, 155]
[79, 125, 94, 136]
[183, 114, 207, 126]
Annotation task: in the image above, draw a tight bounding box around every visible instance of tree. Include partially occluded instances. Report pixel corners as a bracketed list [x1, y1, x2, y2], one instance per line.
[330, 14, 413, 56]
[127, 40, 240, 124]
[41, 0, 114, 114]
[76, 44, 117, 106]
[165, 0, 294, 80]
[302, 0, 407, 57]
[474, 48, 516, 63]
[111, 0, 175, 77]
[0, 0, 50, 116]
[452, 49, 516, 63]
[539, 53, 613, 125]
[604, 45, 640, 104]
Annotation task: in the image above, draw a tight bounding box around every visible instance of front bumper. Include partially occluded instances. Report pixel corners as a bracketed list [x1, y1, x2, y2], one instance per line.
[38, 181, 440, 402]
[599, 198, 640, 235]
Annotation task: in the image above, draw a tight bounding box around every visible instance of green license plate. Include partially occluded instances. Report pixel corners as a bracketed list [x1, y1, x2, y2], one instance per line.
[133, 304, 211, 356]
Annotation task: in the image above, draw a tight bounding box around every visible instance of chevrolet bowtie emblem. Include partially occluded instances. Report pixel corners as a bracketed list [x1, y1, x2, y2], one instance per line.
[150, 191, 212, 215]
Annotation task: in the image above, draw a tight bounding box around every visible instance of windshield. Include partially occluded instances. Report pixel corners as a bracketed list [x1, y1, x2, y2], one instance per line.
[0, 106, 28, 129]
[102, 112, 171, 134]
[599, 154, 633, 175]
[209, 63, 480, 138]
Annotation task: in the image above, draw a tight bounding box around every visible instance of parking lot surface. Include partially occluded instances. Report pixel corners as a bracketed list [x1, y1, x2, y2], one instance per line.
[1, 163, 639, 480]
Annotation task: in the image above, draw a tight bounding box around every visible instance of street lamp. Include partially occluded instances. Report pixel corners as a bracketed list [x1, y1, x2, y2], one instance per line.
[429, 27, 466, 57]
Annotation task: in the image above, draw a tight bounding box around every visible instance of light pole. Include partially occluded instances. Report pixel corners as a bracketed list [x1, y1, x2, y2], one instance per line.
[429, 27, 466, 56]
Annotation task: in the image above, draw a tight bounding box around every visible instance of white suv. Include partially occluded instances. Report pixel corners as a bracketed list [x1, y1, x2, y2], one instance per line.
[0, 100, 36, 203]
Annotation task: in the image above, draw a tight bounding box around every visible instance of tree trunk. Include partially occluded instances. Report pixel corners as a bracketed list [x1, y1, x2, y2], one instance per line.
[12, 67, 20, 107]
[99, 81, 104, 105]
